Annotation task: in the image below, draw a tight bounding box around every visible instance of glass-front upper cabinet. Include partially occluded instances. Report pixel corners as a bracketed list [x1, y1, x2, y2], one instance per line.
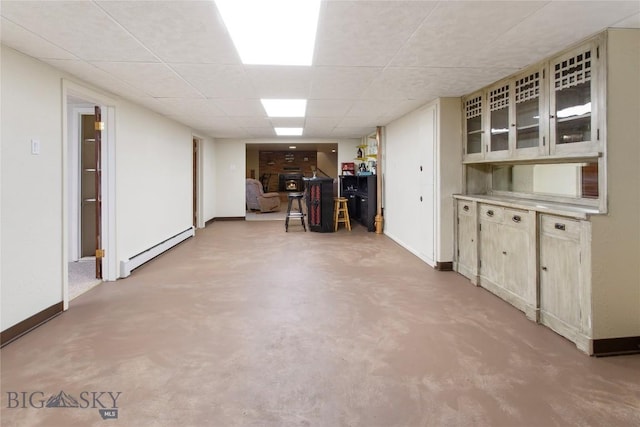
[514, 67, 546, 158]
[464, 92, 485, 161]
[549, 40, 602, 155]
[486, 82, 511, 160]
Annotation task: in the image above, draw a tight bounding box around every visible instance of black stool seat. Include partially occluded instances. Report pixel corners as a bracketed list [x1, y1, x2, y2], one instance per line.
[285, 192, 306, 232]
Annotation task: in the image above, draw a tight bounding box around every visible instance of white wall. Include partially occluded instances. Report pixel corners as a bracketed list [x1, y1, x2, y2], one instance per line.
[1, 46, 65, 330]
[590, 29, 640, 338]
[385, 105, 431, 263]
[115, 103, 194, 259]
[1, 46, 200, 332]
[384, 98, 462, 267]
[214, 140, 247, 217]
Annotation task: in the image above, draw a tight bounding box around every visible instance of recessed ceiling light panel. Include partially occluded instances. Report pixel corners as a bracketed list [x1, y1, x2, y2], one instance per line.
[215, 0, 321, 66]
[275, 128, 303, 136]
[261, 99, 307, 117]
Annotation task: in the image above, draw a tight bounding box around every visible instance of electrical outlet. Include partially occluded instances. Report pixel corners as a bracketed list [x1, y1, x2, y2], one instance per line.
[31, 139, 40, 155]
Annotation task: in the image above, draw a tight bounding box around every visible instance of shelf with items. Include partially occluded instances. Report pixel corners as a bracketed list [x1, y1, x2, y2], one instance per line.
[341, 162, 355, 176]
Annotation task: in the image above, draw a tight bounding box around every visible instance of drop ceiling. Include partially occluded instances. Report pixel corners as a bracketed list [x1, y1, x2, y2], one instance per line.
[2, 1, 639, 140]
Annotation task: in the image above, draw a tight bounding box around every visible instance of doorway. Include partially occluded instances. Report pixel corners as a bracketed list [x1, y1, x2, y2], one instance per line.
[63, 80, 117, 308]
[68, 107, 102, 299]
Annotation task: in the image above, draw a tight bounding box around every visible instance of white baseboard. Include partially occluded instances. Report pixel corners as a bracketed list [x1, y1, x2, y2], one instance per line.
[119, 226, 194, 278]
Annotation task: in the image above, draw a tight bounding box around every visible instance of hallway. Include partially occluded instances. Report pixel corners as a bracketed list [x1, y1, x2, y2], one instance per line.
[1, 221, 639, 426]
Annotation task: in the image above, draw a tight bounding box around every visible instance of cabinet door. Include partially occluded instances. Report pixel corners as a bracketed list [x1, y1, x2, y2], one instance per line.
[463, 93, 485, 161]
[478, 205, 504, 285]
[513, 67, 546, 158]
[485, 82, 512, 160]
[539, 216, 582, 338]
[456, 200, 477, 280]
[501, 209, 533, 304]
[549, 40, 602, 155]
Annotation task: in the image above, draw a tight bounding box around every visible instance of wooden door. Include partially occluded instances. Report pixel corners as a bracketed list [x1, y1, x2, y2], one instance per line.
[94, 106, 103, 279]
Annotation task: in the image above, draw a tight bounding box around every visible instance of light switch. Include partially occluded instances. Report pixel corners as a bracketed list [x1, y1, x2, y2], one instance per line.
[31, 139, 40, 155]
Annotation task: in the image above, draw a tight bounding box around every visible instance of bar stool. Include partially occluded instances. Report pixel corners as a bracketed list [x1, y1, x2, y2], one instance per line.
[333, 197, 351, 231]
[285, 192, 306, 232]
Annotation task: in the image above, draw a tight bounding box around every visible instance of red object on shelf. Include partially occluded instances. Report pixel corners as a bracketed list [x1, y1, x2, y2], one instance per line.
[341, 162, 355, 175]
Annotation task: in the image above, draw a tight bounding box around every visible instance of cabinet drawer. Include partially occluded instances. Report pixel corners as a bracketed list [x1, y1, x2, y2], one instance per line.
[540, 215, 581, 241]
[457, 200, 475, 217]
[503, 208, 528, 229]
[479, 204, 504, 223]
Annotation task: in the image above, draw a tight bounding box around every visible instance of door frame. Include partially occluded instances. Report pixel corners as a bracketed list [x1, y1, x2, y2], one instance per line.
[192, 135, 205, 229]
[62, 80, 117, 309]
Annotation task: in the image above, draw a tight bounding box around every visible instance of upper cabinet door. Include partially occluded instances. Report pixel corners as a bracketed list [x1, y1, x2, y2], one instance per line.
[549, 40, 602, 155]
[486, 82, 512, 160]
[513, 67, 547, 158]
[463, 92, 485, 161]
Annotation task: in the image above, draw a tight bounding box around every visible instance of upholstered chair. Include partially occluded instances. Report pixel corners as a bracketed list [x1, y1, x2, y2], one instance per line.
[245, 178, 281, 212]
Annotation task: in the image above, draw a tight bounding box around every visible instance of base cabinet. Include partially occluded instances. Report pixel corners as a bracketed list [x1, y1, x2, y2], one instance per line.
[539, 214, 591, 350]
[477, 204, 536, 319]
[340, 175, 376, 231]
[454, 195, 594, 353]
[455, 200, 477, 282]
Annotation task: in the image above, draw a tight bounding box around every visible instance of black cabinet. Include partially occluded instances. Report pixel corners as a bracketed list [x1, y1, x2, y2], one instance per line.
[340, 175, 376, 231]
[304, 177, 334, 232]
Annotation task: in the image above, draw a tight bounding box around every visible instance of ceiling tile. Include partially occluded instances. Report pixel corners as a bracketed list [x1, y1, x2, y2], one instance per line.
[1, 1, 157, 62]
[89, 62, 203, 98]
[314, 0, 437, 66]
[96, 0, 239, 64]
[306, 100, 354, 118]
[1, 18, 76, 60]
[244, 66, 313, 98]
[390, 1, 547, 68]
[172, 64, 256, 99]
[310, 66, 382, 99]
[41, 59, 151, 100]
[212, 99, 266, 117]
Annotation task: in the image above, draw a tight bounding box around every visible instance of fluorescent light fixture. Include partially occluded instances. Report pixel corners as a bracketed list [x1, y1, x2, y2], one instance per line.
[289, 146, 297, 149]
[275, 128, 303, 136]
[261, 99, 306, 117]
[215, 0, 321, 66]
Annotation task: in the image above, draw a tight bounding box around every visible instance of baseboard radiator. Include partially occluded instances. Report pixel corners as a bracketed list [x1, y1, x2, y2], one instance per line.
[119, 226, 195, 278]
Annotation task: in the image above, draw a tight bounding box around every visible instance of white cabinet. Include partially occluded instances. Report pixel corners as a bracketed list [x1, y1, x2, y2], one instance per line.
[463, 92, 485, 161]
[549, 40, 603, 155]
[539, 214, 592, 351]
[477, 204, 536, 319]
[462, 35, 603, 163]
[454, 200, 477, 283]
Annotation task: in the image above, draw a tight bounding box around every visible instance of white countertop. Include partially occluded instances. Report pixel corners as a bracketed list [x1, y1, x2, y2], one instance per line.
[453, 194, 601, 219]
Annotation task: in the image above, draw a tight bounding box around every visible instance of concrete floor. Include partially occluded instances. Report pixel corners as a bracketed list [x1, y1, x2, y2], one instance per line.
[1, 220, 639, 426]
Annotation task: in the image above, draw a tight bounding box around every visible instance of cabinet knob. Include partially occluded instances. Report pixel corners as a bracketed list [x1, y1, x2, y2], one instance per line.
[512, 215, 521, 223]
[463, 205, 469, 211]
[420, 165, 423, 171]
[554, 223, 566, 231]
[420, 196, 423, 202]
[502, 251, 507, 255]
[487, 210, 494, 217]
[541, 266, 548, 271]
[550, 115, 555, 119]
